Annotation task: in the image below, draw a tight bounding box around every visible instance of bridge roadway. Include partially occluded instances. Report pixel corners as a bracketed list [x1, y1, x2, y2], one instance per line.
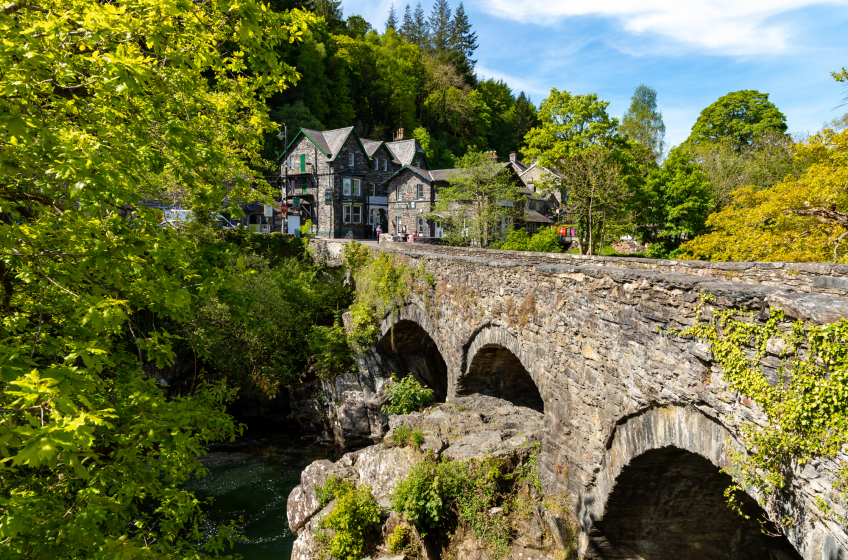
[312, 238, 848, 560]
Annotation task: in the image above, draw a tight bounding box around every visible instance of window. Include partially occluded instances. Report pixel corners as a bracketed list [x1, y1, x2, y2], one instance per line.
[343, 205, 351, 224]
[395, 214, 403, 234]
[352, 206, 362, 224]
[416, 158, 422, 168]
[418, 217, 427, 233]
[374, 158, 379, 170]
[289, 155, 295, 169]
[416, 183, 424, 200]
[349, 153, 355, 167]
[395, 184, 402, 201]
[383, 159, 388, 171]
[343, 178, 351, 196]
[369, 183, 376, 196]
[352, 179, 361, 196]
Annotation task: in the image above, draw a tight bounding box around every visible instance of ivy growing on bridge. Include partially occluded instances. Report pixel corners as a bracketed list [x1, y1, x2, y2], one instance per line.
[341, 242, 434, 350]
[679, 295, 848, 532]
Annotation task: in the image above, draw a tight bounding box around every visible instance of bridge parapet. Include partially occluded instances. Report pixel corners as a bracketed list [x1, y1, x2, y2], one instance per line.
[378, 237, 848, 296]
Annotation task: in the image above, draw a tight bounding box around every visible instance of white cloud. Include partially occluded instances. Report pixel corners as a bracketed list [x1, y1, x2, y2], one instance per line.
[475, 65, 549, 99]
[476, 0, 848, 55]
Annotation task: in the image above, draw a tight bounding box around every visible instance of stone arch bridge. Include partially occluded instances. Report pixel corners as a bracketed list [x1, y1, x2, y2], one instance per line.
[313, 239, 848, 560]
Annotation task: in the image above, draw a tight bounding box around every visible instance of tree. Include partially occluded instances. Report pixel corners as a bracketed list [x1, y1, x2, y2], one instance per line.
[686, 90, 788, 151]
[678, 129, 848, 262]
[620, 84, 666, 163]
[0, 0, 312, 557]
[692, 131, 807, 212]
[400, 3, 414, 41]
[636, 147, 713, 254]
[314, 0, 345, 33]
[263, 101, 325, 159]
[450, 2, 478, 67]
[345, 14, 372, 38]
[409, 2, 430, 49]
[428, 151, 524, 247]
[428, 0, 452, 56]
[512, 92, 539, 156]
[524, 88, 636, 254]
[385, 3, 399, 31]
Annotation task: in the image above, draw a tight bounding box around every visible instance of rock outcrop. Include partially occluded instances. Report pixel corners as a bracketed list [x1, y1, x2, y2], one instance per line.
[287, 395, 575, 560]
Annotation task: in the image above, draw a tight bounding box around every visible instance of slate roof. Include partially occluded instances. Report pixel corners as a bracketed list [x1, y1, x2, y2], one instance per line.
[291, 127, 358, 161]
[299, 128, 331, 155]
[525, 210, 554, 224]
[385, 139, 426, 165]
[360, 139, 383, 157]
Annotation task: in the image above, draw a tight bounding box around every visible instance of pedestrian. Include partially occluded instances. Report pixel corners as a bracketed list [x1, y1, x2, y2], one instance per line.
[375, 223, 383, 238]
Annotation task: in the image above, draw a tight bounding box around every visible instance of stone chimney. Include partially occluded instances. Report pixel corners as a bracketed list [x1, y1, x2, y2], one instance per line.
[509, 152, 517, 163]
[395, 128, 404, 140]
[487, 150, 498, 162]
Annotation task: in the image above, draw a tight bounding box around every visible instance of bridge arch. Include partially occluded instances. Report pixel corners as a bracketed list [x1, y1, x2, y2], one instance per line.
[376, 303, 449, 401]
[581, 405, 802, 559]
[457, 325, 545, 412]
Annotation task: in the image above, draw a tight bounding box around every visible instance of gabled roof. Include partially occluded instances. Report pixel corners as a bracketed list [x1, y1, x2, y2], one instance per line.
[360, 139, 384, 157]
[281, 126, 370, 162]
[380, 164, 437, 185]
[385, 139, 428, 166]
[525, 210, 554, 224]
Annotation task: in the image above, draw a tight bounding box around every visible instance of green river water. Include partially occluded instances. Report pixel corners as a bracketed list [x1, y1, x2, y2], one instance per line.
[184, 435, 342, 560]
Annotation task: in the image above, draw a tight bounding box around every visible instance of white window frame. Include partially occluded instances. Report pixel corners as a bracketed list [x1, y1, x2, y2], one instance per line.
[369, 183, 376, 196]
[374, 157, 379, 170]
[352, 205, 362, 224]
[351, 179, 360, 196]
[418, 216, 427, 233]
[383, 159, 388, 171]
[343, 205, 351, 224]
[396, 214, 403, 234]
[396, 184, 402, 201]
[416, 183, 424, 200]
[343, 178, 351, 196]
[348, 153, 355, 167]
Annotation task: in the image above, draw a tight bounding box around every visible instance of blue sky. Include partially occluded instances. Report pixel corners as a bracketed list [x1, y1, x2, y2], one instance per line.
[342, 0, 848, 149]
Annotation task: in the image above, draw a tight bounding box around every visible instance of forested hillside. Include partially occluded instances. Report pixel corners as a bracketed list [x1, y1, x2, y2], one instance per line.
[259, 0, 539, 169]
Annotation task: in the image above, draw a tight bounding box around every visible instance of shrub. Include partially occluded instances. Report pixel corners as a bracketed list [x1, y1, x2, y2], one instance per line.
[382, 374, 435, 416]
[392, 425, 425, 450]
[315, 474, 355, 508]
[497, 227, 562, 253]
[387, 524, 414, 554]
[307, 320, 355, 378]
[317, 484, 381, 560]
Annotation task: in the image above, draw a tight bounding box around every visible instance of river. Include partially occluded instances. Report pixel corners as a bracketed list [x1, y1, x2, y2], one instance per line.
[184, 433, 342, 560]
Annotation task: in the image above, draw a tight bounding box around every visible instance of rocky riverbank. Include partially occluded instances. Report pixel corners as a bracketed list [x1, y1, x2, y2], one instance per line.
[286, 395, 577, 560]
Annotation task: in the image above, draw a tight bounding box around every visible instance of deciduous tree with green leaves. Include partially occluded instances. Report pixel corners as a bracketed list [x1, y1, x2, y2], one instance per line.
[620, 84, 666, 163]
[679, 129, 848, 262]
[0, 0, 312, 557]
[428, 150, 524, 247]
[686, 90, 788, 151]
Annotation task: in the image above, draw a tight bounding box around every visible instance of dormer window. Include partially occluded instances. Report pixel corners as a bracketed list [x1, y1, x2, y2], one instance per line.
[383, 159, 388, 171]
[374, 158, 379, 170]
[349, 153, 355, 167]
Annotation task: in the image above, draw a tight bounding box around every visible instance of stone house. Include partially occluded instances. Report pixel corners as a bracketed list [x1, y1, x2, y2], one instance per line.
[279, 127, 428, 239]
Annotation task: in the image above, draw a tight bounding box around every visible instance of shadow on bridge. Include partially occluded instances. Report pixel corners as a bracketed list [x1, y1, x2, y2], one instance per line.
[376, 320, 448, 402]
[587, 446, 801, 560]
[457, 343, 544, 412]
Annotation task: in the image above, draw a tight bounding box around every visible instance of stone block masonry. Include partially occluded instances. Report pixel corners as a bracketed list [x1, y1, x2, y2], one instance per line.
[309, 238, 848, 560]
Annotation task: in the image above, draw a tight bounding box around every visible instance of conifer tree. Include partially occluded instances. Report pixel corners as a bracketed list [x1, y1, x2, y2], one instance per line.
[450, 2, 478, 65]
[410, 2, 430, 49]
[428, 0, 452, 56]
[401, 4, 414, 41]
[386, 3, 399, 31]
[513, 91, 538, 152]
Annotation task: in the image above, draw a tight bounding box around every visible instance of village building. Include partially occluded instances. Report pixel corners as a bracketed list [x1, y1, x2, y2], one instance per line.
[278, 127, 427, 238]
[278, 127, 562, 239]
